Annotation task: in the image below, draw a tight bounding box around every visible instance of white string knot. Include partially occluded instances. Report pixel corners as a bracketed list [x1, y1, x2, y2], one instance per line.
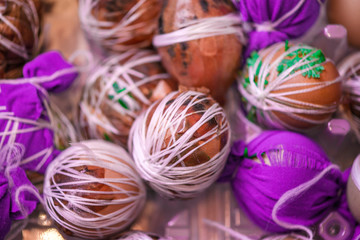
[0, 143, 25, 187]
[254, 22, 275, 32]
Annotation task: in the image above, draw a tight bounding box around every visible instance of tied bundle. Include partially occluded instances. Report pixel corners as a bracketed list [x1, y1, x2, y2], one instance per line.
[0, 51, 78, 173]
[220, 131, 359, 239]
[235, 0, 324, 58]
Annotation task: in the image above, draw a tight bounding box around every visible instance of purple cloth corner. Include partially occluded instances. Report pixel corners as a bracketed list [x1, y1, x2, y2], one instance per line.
[0, 83, 60, 173]
[238, 0, 323, 58]
[23, 51, 78, 93]
[223, 131, 347, 233]
[0, 167, 39, 239]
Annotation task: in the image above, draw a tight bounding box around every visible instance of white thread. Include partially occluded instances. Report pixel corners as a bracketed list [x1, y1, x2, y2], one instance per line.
[79, 0, 156, 52]
[79, 49, 171, 144]
[0, 0, 39, 60]
[239, 42, 342, 130]
[43, 140, 146, 239]
[129, 91, 231, 199]
[153, 13, 246, 47]
[272, 164, 341, 240]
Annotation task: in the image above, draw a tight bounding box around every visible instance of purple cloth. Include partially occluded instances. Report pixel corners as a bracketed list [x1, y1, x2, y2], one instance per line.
[0, 51, 78, 173]
[23, 51, 78, 93]
[0, 83, 61, 173]
[237, 0, 324, 58]
[221, 131, 351, 233]
[0, 145, 39, 240]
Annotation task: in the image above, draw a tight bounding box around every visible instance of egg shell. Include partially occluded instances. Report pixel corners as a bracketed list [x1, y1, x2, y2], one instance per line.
[156, 0, 242, 104]
[79, 50, 175, 147]
[268, 46, 341, 129]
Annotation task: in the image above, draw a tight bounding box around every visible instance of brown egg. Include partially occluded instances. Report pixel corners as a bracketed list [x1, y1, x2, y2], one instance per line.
[0, 0, 41, 78]
[44, 140, 146, 239]
[79, 49, 175, 147]
[338, 52, 360, 121]
[79, 0, 162, 52]
[129, 90, 230, 199]
[327, 0, 360, 49]
[154, 0, 243, 104]
[240, 42, 341, 130]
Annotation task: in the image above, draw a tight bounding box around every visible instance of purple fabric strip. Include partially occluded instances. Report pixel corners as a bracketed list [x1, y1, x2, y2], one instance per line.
[23, 51, 78, 93]
[222, 130, 355, 233]
[237, 0, 323, 58]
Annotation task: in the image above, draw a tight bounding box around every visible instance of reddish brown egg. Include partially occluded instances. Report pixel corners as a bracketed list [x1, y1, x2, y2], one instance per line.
[154, 0, 243, 104]
[79, 49, 175, 147]
[129, 90, 230, 199]
[240, 42, 341, 130]
[44, 140, 146, 239]
[79, 0, 162, 52]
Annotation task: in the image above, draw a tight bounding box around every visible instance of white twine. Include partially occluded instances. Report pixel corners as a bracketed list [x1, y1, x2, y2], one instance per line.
[0, 0, 39, 60]
[129, 90, 231, 199]
[239, 42, 342, 130]
[79, 0, 156, 52]
[43, 140, 146, 239]
[272, 164, 340, 240]
[0, 143, 25, 188]
[79, 49, 170, 142]
[153, 13, 246, 48]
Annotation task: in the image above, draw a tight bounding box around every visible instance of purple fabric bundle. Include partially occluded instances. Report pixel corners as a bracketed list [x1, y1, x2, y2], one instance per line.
[0, 51, 78, 238]
[0, 51, 78, 173]
[236, 0, 324, 58]
[0, 145, 39, 240]
[221, 130, 356, 235]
